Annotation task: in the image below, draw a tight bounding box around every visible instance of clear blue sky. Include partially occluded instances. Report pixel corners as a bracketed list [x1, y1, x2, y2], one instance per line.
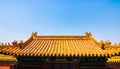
[0, 0, 120, 44]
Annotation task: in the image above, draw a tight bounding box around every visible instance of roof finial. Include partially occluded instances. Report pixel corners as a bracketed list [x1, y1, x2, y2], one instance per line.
[12, 40, 18, 45]
[105, 40, 111, 45]
[118, 43, 120, 46]
[8, 43, 10, 45]
[86, 32, 92, 37]
[114, 43, 117, 46]
[32, 32, 37, 36]
[18, 40, 24, 48]
[0, 42, 3, 45]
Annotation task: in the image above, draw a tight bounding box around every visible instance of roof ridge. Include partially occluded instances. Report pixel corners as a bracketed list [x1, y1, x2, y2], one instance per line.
[31, 32, 93, 40]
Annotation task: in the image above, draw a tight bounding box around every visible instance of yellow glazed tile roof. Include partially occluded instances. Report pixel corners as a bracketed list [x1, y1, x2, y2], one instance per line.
[0, 54, 16, 61]
[0, 32, 119, 57]
[107, 56, 120, 63]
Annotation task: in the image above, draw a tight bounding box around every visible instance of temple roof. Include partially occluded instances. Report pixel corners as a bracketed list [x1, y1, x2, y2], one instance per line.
[0, 32, 120, 57]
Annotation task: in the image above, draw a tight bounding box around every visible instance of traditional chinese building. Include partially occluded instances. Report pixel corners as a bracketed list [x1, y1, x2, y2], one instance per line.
[0, 32, 120, 69]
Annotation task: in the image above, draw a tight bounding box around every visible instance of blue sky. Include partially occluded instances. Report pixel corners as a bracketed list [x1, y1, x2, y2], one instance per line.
[0, 0, 120, 44]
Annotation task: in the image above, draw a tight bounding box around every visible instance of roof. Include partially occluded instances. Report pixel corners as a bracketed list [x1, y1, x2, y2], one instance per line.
[0, 32, 120, 57]
[107, 56, 120, 63]
[0, 54, 16, 61]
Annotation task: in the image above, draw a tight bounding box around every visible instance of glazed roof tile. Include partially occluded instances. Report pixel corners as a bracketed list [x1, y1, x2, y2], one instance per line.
[0, 32, 119, 57]
[107, 56, 120, 63]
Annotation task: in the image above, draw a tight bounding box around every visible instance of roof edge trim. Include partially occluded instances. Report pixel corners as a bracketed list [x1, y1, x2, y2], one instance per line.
[21, 33, 34, 48]
[90, 36, 101, 45]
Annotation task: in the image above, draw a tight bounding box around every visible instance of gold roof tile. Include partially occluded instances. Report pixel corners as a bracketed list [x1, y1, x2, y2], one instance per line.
[0, 32, 120, 57]
[107, 56, 120, 63]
